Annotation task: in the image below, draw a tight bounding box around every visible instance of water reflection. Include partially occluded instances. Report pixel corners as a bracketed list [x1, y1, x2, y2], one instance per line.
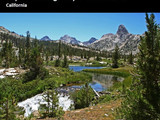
[69, 66, 124, 92]
[89, 73, 124, 91]
[69, 66, 104, 72]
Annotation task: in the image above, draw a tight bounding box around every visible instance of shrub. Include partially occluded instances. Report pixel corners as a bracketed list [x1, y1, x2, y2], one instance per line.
[71, 83, 95, 109]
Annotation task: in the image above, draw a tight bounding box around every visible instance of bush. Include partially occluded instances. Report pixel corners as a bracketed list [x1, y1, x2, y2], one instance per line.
[71, 83, 95, 109]
[23, 67, 49, 83]
[97, 94, 112, 103]
[38, 67, 49, 80]
[54, 59, 61, 67]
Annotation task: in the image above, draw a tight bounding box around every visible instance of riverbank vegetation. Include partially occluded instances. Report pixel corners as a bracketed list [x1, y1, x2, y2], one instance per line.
[0, 67, 91, 119]
[83, 66, 133, 103]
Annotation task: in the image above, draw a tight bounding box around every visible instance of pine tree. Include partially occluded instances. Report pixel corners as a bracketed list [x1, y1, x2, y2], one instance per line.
[116, 13, 160, 120]
[58, 40, 62, 59]
[136, 13, 160, 116]
[54, 41, 62, 67]
[0, 96, 22, 120]
[39, 89, 64, 118]
[49, 89, 64, 118]
[20, 45, 26, 68]
[29, 46, 43, 79]
[81, 53, 83, 59]
[1, 35, 16, 68]
[54, 58, 60, 67]
[128, 51, 133, 64]
[84, 53, 87, 59]
[8, 41, 17, 67]
[123, 54, 126, 62]
[96, 54, 101, 61]
[62, 54, 68, 68]
[112, 44, 119, 68]
[33, 36, 39, 48]
[45, 52, 49, 65]
[2, 37, 9, 68]
[23, 39, 48, 82]
[18, 46, 22, 67]
[0, 78, 24, 120]
[24, 31, 31, 69]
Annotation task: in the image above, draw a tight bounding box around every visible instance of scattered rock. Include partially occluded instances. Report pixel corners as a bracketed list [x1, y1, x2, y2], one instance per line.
[0, 68, 23, 79]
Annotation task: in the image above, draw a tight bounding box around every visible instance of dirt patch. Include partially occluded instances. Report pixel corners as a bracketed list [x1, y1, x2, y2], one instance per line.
[32, 99, 121, 120]
[62, 100, 121, 120]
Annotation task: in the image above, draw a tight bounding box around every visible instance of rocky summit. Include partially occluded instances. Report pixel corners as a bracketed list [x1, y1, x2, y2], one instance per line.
[89, 24, 142, 54]
[60, 35, 83, 46]
[116, 24, 129, 36]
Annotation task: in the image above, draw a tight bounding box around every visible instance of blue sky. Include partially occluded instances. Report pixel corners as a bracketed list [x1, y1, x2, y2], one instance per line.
[0, 13, 160, 42]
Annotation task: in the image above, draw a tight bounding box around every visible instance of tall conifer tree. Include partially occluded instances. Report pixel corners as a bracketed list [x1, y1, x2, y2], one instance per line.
[137, 13, 160, 115]
[128, 51, 133, 64]
[112, 44, 119, 68]
[62, 54, 68, 68]
[25, 31, 31, 68]
[117, 13, 160, 119]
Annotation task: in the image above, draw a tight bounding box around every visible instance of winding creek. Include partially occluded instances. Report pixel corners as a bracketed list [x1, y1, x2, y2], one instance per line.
[18, 66, 124, 117]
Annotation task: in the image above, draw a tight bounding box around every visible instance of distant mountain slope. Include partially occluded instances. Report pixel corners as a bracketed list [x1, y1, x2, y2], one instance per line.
[60, 35, 83, 46]
[0, 25, 142, 55]
[40, 36, 52, 41]
[89, 24, 142, 54]
[83, 37, 98, 46]
[0, 26, 22, 38]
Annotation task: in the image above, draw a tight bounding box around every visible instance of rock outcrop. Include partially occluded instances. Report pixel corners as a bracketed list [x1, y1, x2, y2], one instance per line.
[89, 24, 142, 54]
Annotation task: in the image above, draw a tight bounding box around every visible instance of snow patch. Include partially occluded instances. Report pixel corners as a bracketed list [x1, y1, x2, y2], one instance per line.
[18, 93, 73, 117]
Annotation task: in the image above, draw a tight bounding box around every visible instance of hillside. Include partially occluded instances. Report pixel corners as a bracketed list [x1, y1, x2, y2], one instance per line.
[0, 26, 23, 38]
[0, 26, 99, 55]
[0, 25, 142, 55]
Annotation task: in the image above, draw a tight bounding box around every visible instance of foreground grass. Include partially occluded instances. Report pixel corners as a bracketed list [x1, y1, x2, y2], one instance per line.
[63, 99, 121, 120]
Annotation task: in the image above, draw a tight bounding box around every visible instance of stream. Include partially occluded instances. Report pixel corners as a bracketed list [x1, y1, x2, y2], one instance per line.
[18, 66, 124, 117]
